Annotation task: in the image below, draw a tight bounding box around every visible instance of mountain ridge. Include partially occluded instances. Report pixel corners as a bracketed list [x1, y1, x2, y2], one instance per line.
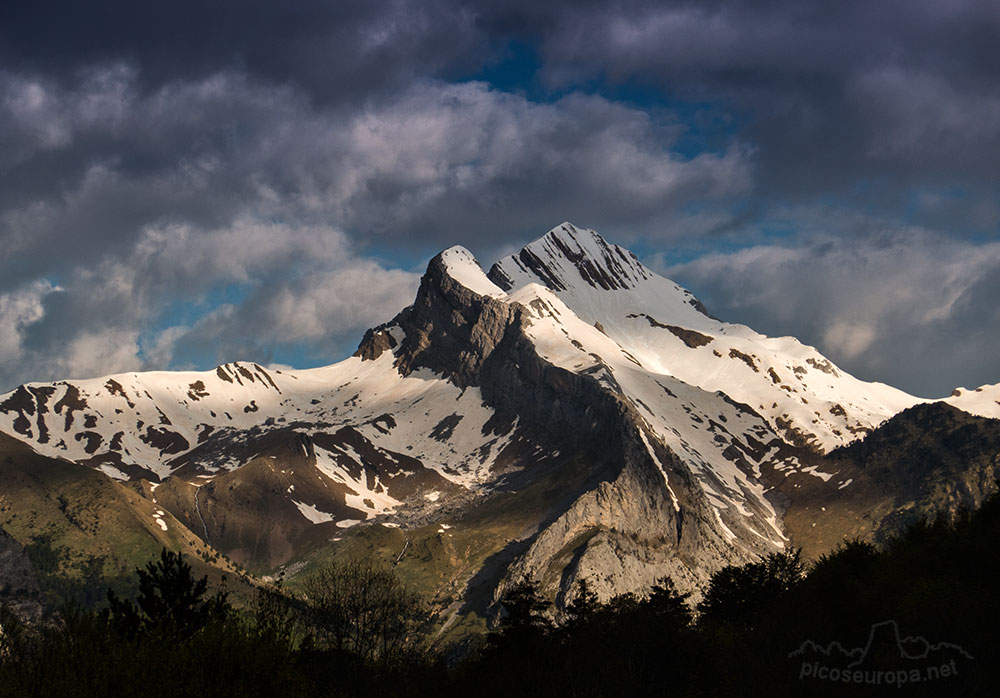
[1, 222, 998, 619]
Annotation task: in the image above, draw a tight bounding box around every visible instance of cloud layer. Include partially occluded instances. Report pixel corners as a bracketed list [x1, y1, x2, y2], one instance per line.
[666, 212, 1000, 397]
[0, 66, 745, 389]
[0, 0, 997, 395]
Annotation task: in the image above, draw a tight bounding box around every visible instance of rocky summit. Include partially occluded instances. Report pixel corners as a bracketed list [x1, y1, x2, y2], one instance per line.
[2, 222, 999, 626]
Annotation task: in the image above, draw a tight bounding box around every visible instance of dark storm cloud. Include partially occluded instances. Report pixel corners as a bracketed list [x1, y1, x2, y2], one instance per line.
[0, 0, 482, 103]
[464, 0, 1000, 235]
[5, 0, 997, 233]
[0, 66, 746, 284]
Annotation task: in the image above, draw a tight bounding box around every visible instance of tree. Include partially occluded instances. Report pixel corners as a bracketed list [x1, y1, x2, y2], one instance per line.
[645, 576, 692, 627]
[106, 548, 228, 640]
[697, 549, 804, 626]
[563, 578, 600, 628]
[251, 577, 299, 645]
[300, 558, 423, 667]
[492, 581, 552, 638]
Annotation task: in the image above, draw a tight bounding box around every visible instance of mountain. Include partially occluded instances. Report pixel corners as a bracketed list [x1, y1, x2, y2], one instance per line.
[487, 225, 922, 451]
[1, 222, 998, 623]
[776, 401, 1000, 558]
[0, 431, 246, 608]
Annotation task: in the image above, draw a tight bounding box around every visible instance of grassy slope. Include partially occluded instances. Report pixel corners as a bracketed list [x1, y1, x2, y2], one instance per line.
[281, 450, 613, 645]
[0, 433, 249, 607]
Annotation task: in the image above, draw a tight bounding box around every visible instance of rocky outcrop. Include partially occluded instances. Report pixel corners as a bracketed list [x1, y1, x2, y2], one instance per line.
[370, 251, 782, 607]
[387, 252, 518, 389]
[496, 414, 779, 606]
[353, 324, 398, 361]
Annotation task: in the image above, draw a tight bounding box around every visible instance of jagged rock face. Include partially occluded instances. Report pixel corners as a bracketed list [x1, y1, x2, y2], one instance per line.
[382, 251, 519, 390]
[487, 223, 653, 294]
[1, 222, 999, 616]
[499, 426, 767, 606]
[0, 526, 43, 624]
[474, 318, 784, 602]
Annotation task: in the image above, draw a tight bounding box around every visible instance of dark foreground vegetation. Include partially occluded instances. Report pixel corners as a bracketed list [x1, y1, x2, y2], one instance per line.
[3, 494, 999, 697]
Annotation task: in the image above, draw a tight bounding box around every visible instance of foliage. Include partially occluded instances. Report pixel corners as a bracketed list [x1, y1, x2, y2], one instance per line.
[697, 548, 806, 627]
[3, 495, 1000, 696]
[105, 548, 228, 640]
[300, 557, 425, 668]
[0, 549, 304, 698]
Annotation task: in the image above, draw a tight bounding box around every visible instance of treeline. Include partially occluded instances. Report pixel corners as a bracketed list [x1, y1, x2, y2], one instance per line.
[3, 494, 999, 697]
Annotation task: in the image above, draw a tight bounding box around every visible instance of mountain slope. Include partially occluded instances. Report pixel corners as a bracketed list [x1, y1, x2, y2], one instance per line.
[769, 402, 1000, 558]
[0, 432, 244, 606]
[489, 223, 923, 452]
[1, 222, 997, 617]
[0, 524, 43, 623]
[945, 382, 1000, 417]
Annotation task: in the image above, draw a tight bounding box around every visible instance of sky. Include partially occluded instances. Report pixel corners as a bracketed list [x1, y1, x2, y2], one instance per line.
[1, 0, 998, 398]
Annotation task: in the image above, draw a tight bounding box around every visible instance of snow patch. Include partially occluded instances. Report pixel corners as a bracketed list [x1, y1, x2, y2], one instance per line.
[439, 246, 507, 298]
[98, 463, 130, 481]
[800, 465, 835, 482]
[293, 500, 335, 524]
[151, 510, 168, 532]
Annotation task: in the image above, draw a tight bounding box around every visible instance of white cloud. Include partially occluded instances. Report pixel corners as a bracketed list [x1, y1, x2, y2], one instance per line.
[170, 260, 421, 358]
[140, 325, 190, 369]
[664, 217, 1000, 396]
[0, 212, 420, 389]
[0, 64, 754, 389]
[248, 264, 420, 342]
[62, 329, 143, 382]
[0, 280, 146, 386]
[0, 280, 58, 373]
[822, 321, 876, 360]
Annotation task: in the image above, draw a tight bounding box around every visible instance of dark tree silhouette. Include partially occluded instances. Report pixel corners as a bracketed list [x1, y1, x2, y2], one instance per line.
[698, 548, 805, 626]
[106, 548, 227, 640]
[301, 557, 424, 667]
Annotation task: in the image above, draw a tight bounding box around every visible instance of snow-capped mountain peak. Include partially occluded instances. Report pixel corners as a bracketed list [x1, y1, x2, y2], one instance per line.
[487, 223, 922, 453]
[488, 222, 653, 294]
[437, 245, 506, 298]
[2, 222, 998, 611]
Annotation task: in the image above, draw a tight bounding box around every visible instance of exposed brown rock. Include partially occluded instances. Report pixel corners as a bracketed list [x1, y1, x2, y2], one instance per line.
[187, 380, 209, 401]
[354, 325, 399, 361]
[729, 348, 759, 372]
[806, 357, 839, 377]
[139, 426, 189, 455]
